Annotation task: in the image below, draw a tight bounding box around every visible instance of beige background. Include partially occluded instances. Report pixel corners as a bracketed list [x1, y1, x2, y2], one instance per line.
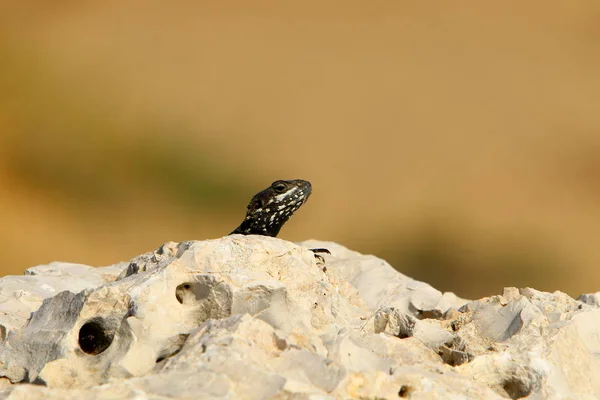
[1, 1, 600, 298]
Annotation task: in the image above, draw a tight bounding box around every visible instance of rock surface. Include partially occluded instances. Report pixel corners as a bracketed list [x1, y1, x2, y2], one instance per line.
[0, 236, 599, 399]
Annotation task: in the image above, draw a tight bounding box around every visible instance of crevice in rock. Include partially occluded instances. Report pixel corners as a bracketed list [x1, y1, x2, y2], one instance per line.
[415, 309, 443, 320]
[438, 337, 474, 366]
[502, 377, 533, 399]
[155, 334, 189, 363]
[398, 384, 413, 397]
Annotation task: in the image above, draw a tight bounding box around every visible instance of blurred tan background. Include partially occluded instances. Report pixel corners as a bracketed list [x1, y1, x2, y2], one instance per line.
[1, 1, 600, 299]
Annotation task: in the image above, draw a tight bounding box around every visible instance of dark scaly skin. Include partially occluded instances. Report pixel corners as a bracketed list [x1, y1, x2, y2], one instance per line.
[231, 179, 312, 236]
[230, 179, 330, 258]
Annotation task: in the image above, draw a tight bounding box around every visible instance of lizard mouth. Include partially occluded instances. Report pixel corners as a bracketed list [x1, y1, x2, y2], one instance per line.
[294, 181, 312, 202]
[289, 188, 311, 207]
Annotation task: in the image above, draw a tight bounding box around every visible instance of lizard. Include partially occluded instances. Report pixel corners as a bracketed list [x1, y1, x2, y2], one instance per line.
[230, 179, 330, 260]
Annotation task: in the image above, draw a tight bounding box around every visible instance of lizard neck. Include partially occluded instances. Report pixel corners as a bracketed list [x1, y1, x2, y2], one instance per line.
[230, 219, 281, 237]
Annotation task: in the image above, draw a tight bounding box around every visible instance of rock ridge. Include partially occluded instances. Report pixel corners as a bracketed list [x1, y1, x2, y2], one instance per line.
[0, 236, 598, 399]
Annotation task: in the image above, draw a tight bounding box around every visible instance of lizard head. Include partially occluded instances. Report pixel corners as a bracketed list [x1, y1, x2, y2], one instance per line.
[232, 179, 312, 237]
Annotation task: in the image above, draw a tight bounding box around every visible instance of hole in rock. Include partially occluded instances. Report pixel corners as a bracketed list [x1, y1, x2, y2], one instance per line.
[398, 385, 413, 397]
[502, 378, 532, 399]
[174, 278, 233, 324]
[175, 282, 194, 304]
[78, 318, 115, 355]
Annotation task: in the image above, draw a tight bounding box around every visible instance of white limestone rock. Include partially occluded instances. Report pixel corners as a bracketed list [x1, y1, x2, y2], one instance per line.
[0, 236, 598, 399]
[0, 261, 121, 334]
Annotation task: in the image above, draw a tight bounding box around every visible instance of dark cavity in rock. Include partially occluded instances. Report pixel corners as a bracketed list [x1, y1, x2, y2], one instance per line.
[78, 318, 115, 355]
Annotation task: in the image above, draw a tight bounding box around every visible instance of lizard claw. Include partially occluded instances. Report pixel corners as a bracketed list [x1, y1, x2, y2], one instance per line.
[309, 248, 331, 255]
[309, 248, 330, 271]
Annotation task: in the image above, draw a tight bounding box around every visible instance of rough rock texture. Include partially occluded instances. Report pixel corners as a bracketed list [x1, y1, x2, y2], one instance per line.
[0, 236, 599, 399]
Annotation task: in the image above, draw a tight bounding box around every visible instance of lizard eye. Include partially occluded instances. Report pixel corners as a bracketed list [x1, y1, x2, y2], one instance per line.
[273, 183, 287, 193]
